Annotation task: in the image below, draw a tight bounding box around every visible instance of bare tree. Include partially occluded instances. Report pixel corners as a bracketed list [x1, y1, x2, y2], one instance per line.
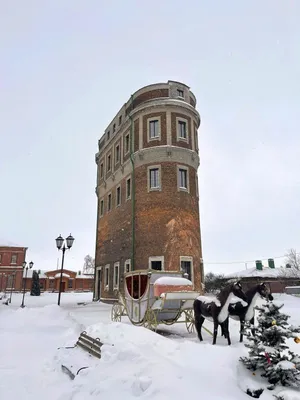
[280, 248, 300, 278]
[204, 272, 227, 294]
[83, 254, 95, 275]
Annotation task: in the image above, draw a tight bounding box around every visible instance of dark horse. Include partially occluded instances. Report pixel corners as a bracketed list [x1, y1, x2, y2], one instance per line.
[221, 282, 273, 342]
[193, 281, 247, 345]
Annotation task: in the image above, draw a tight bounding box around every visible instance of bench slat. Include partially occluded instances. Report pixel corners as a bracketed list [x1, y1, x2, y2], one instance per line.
[77, 341, 101, 359]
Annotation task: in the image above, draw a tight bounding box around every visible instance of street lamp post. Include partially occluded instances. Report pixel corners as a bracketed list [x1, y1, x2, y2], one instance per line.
[55, 234, 75, 306]
[21, 261, 34, 308]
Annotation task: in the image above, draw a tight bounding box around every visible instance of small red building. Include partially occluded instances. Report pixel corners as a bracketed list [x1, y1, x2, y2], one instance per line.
[22, 268, 94, 292]
[0, 243, 27, 292]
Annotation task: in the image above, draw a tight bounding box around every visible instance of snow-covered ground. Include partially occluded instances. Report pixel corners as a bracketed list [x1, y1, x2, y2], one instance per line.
[0, 292, 299, 399]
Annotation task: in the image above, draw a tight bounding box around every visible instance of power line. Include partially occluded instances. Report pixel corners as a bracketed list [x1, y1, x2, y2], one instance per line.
[204, 252, 300, 265]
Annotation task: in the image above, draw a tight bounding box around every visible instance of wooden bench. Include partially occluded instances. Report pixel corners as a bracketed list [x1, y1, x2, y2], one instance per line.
[76, 331, 102, 359]
[60, 331, 106, 380]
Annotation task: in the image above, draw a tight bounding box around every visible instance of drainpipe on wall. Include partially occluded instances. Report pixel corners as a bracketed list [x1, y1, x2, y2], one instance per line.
[129, 95, 135, 271]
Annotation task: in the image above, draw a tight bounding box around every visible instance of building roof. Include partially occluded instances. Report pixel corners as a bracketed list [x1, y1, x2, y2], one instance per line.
[225, 266, 300, 279]
[23, 270, 48, 279]
[0, 239, 26, 248]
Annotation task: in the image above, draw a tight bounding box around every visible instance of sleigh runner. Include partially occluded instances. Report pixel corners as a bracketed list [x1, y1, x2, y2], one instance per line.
[111, 269, 201, 333]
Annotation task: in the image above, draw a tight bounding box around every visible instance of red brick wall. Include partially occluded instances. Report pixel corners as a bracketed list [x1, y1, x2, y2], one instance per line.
[142, 112, 167, 148]
[126, 89, 169, 114]
[134, 162, 202, 290]
[171, 112, 192, 150]
[0, 246, 27, 268]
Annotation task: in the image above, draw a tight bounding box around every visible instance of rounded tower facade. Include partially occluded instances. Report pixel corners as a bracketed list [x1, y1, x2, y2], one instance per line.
[94, 81, 203, 301]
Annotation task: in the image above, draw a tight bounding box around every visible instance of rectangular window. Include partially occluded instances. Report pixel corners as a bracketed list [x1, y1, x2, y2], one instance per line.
[179, 168, 188, 189]
[181, 261, 192, 281]
[113, 123, 116, 133]
[68, 279, 73, 289]
[178, 121, 187, 139]
[125, 259, 131, 273]
[108, 193, 112, 211]
[113, 263, 119, 290]
[7, 275, 13, 288]
[107, 131, 110, 140]
[115, 144, 120, 163]
[149, 120, 159, 139]
[151, 261, 162, 271]
[177, 89, 184, 97]
[149, 256, 164, 271]
[0, 254, 2, 263]
[119, 115, 122, 125]
[107, 155, 111, 172]
[11, 254, 17, 264]
[116, 186, 121, 206]
[125, 134, 130, 154]
[126, 178, 131, 199]
[149, 168, 160, 189]
[100, 199, 104, 216]
[104, 265, 109, 289]
[100, 163, 104, 178]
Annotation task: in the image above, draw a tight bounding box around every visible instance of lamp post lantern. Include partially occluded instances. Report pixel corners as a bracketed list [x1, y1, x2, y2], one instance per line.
[21, 261, 34, 308]
[55, 234, 75, 306]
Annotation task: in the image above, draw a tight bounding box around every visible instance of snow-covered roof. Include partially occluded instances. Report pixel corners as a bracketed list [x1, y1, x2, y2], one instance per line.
[225, 267, 300, 279]
[0, 239, 24, 248]
[76, 274, 94, 279]
[54, 272, 70, 278]
[23, 270, 47, 279]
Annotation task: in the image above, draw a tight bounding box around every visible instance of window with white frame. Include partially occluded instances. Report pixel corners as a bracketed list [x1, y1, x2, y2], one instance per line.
[125, 133, 130, 154]
[104, 265, 110, 290]
[126, 178, 131, 199]
[149, 119, 160, 140]
[180, 256, 193, 283]
[124, 259, 131, 273]
[113, 262, 119, 290]
[100, 199, 104, 216]
[149, 167, 160, 190]
[177, 89, 184, 97]
[178, 167, 188, 191]
[195, 173, 199, 197]
[107, 193, 112, 211]
[11, 254, 17, 264]
[178, 120, 187, 139]
[149, 256, 164, 271]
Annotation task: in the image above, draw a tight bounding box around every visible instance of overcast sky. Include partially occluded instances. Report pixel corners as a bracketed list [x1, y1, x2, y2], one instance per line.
[1, 0, 299, 274]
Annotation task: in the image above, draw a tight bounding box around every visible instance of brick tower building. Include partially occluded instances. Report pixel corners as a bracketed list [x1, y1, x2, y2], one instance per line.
[94, 81, 203, 301]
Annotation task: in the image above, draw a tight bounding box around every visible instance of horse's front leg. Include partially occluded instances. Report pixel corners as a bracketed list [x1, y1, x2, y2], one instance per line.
[223, 318, 231, 345]
[212, 319, 218, 345]
[240, 318, 245, 342]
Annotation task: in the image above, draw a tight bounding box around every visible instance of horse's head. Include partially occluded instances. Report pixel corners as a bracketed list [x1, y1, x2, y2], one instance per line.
[258, 282, 273, 301]
[232, 281, 247, 302]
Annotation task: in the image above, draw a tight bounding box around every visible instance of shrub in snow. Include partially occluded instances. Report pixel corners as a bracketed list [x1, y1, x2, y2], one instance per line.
[30, 271, 41, 296]
[240, 301, 300, 390]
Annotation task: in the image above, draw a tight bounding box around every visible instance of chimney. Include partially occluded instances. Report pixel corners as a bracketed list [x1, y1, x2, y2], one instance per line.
[268, 259, 275, 269]
[255, 260, 263, 271]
